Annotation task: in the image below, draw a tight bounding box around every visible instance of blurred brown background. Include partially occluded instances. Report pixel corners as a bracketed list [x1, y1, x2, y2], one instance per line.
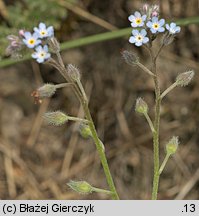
[0, 0, 199, 199]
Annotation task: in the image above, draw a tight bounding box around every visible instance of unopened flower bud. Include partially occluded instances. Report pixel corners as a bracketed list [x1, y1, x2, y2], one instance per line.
[166, 136, 179, 155]
[67, 180, 93, 194]
[142, 3, 149, 13]
[151, 4, 159, 17]
[79, 123, 92, 139]
[162, 32, 175, 46]
[122, 50, 139, 66]
[135, 98, 148, 114]
[67, 64, 81, 81]
[44, 111, 68, 126]
[176, 70, 194, 87]
[146, 5, 160, 20]
[37, 84, 56, 98]
[48, 37, 60, 53]
[6, 34, 23, 58]
[19, 29, 25, 37]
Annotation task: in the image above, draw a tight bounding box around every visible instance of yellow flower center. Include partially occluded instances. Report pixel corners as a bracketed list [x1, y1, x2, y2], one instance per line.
[40, 52, 45, 57]
[135, 18, 142, 24]
[153, 23, 159, 29]
[41, 31, 47, 35]
[28, 39, 35, 45]
[136, 35, 143, 41]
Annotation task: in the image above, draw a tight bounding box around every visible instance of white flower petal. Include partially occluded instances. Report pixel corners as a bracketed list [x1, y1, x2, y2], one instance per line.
[39, 23, 46, 30]
[132, 29, 139, 36]
[159, 19, 165, 26]
[134, 11, 141, 17]
[135, 42, 142, 46]
[129, 36, 136, 44]
[24, 32, 31, 39]
[170, 22, 176, 28]
[175, 26, 181, 33]
[128, 15, 135, 22]
[143, 37, 149, 43]
[131, 22, 138, 27]
[141, 29, 147, 36]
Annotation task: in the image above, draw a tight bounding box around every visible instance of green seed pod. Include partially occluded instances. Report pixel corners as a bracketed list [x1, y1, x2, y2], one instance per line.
[44, 111, 68, 126]
[135, 98, 148, 115]
[122, 50, 139, 66]
[79, 123, 92, 139]
[47, 37, 60, 53]
[37, 83, 56, 98]
[162, 32, 175, 46]
[176, 71, 194, 87]
[166, 136, 179, 155]
[67, 64, 81, 81]
[67, 181, 93, 194]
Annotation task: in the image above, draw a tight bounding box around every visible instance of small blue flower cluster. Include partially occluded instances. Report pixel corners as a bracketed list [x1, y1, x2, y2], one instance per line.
[128, 5, 181, 47]
[23, 23, 54, 63]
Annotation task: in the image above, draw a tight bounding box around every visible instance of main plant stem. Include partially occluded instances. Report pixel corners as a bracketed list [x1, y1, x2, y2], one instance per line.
[53, 53, 119, 199]
[77, 81, 119, 200]
[150, 49, 161, 200]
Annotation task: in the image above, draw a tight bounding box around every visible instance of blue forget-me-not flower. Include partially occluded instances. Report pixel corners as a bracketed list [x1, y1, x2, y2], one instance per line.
[166, 22, 181, 34]
[34, 22, 54, 39]
[129, 29, 149, 47]
[23, 32, 41, 48]
[32, 45, 51, 63]
[146, 17, 165, 33]
[128, 11, 147, 27]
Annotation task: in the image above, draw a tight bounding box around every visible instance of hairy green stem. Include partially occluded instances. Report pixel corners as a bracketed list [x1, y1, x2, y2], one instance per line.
[52, 53, 119, 199]
[159, 153, 170, 175]
[76, 81, 119, 200]
[55, 83, 73, 89]
[67, 116, 89, 123]
[160, 82, 178, 100]
[84, 105, 119, 199]
[92, 187, 113, 195]
[150, 49, 161, 200]
[144, 113, 155, 133]
[137, 62, 155, 77]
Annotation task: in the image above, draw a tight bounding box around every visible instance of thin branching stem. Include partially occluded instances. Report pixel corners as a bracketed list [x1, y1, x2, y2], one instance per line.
[83, 106, 119, 199]
[144, 113, 155, 133]
[55, 83, 73, 89]
[137, 62, 155, 77]
[154, 43, 164, 61]
[53, 52, 119, 200]
[92, 187, 113, 195]
[149, 48, 161, 200]
[67, 116, 89, 123]
[160, 82, 178, 100]
[159, 153, 171, 175]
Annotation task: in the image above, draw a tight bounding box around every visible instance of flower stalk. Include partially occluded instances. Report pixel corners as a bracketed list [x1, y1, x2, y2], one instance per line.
[54, 52, 119, 200]
[150, 48, 161, 200]
[160, 82, 178, 99]
[159, 153, 170, 175]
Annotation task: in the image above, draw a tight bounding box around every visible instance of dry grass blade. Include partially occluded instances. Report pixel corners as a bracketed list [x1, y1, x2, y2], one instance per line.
[0, 0, 8, 20]
[26, 99, 50, 147]
[57, 0, 118, 31]
[175, 169, 199, 199]
[61, 82, 93, 176]
[0, 140, 43, 199]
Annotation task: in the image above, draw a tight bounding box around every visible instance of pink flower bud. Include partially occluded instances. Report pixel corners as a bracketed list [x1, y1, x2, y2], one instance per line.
[152, 11, 158, 17]
[19, 29, 25, 37]
[151, 4, 159, 17]
[11, 41, 18, 47]
[143, 4, 149, 13]
[154, 5, 159, 10]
